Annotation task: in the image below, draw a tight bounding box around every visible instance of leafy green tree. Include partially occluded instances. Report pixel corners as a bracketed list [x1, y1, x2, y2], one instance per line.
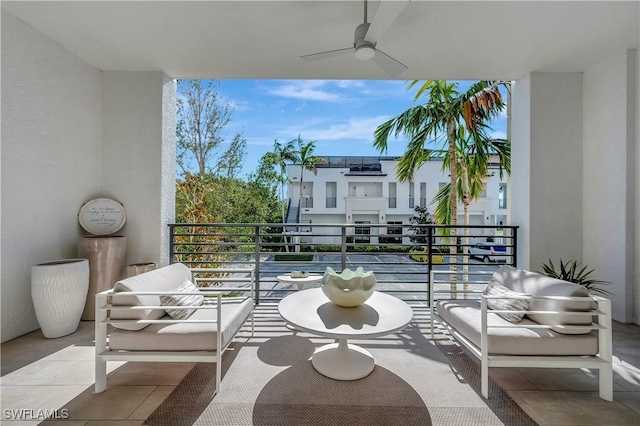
[407, 206, 433, 244]
[250, 151, 281, 197]
[176, 80, 246, 176]
[216, 134, 247, 179]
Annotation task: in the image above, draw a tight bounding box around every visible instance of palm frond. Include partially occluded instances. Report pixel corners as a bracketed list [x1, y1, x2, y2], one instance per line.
[538, 258, 612, 295]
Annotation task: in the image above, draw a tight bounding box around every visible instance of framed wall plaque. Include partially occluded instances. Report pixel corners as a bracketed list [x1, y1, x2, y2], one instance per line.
[78, 198, 126, 235]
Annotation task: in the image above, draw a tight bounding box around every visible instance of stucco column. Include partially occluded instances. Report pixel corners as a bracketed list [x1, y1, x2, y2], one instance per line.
[510, 72, 584, 272]
[101, 71, 176, 269]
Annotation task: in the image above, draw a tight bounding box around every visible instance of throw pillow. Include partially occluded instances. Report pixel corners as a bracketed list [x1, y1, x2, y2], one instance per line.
[483, 280, 530, 323]
[160, 279, 205, 320]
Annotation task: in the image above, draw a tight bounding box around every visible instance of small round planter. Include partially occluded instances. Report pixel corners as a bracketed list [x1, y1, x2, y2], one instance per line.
[31, 259, 89, 338]
[126, 262, 158, 277]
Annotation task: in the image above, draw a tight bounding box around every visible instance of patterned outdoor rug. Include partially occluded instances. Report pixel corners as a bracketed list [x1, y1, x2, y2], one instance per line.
[145, 311, 537, 426]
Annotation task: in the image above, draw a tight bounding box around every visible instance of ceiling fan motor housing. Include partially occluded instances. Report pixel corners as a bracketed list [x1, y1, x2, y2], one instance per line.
[354, 22, 376, 60]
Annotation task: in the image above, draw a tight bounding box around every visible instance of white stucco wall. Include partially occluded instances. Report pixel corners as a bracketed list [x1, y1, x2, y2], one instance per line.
[511, 73, 584, 271]
[510, 77, 531, 268]
[513, 51, 638, 324]
[1, 13, 102, 341]
[101, 72, 176, 268]
[583, 50, 637, 323]
[636, 49, 640, 324]
[1, 14, 177, 342]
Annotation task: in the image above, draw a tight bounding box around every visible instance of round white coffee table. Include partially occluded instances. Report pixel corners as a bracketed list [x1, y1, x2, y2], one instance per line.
[278, 288, 413, 381]
[277, 274, 322, 291]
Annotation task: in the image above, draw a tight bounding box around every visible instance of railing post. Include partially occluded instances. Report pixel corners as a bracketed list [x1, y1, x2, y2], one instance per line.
[427, 225, 433, 304]
[254, 225, 261, 305]
[168, 224, 175, 264]
[341, 225, 347, 271]
[512, 226, 518, 267]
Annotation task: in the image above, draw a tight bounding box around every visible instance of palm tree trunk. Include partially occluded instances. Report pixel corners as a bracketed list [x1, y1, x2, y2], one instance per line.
[463, 198, 470, 297]
[448, 122, 458, 225]
[448, 120, 458, 299]
[281, 180, 289, 252]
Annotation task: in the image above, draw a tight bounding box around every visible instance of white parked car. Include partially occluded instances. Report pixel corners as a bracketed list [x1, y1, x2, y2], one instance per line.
[469, 243, 507, 263]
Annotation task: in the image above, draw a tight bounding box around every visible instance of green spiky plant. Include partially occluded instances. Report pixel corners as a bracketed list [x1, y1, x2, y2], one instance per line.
[538, 259, 612, 295]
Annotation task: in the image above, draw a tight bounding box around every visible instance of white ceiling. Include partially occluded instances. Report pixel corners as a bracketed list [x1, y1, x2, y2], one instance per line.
[2, 1, 639, 80]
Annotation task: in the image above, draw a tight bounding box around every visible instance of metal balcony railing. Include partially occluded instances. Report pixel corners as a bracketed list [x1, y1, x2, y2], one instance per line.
[168, 223, 518, 305]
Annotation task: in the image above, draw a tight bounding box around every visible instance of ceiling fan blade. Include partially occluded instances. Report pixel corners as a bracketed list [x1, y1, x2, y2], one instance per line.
[372, 48, 408, 77]
[300, 47, 354, 62]
[364, 0, 409, 43]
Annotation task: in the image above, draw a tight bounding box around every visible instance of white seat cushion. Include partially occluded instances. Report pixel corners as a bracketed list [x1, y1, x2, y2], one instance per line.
[436, 299, 598, 356]
[108, 297, 253, 351]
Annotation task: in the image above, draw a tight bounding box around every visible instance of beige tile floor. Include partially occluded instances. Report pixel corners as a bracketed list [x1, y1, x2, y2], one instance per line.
[1, 307, 639, 425]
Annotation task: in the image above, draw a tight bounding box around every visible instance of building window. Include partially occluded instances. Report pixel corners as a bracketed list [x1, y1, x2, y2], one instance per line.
[499, 183, 507, 209]
[354, 221, 371, 243]
[409, 182, 415, 208]
[420, 182, 427, 208]
[385, 221, 403, 243]
[326, 182, 337, 208]
[388, 182, 397, 209]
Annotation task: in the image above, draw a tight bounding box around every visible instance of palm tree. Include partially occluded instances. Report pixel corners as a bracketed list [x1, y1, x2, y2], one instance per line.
[433, 131, 510, 292]
[271, 139, 297, 252]
[374, 80, 507, 295]
[272, 139, 297, 223]
[433, 129, 510, 231]
[374, 80, 507, 227]
[292, 136, 326, 208]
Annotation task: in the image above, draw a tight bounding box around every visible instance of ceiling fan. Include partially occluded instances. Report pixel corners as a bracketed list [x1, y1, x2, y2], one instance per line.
[300, 0, 409, 77]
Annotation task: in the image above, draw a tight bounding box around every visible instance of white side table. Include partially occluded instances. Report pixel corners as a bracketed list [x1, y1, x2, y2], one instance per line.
[278, 288, 413, 380]
[276, 274, 322, 291]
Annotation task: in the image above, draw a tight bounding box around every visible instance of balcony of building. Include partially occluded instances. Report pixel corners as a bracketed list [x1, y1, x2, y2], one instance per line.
[1, 1, 638, 425]
[2, 223, 640, 424]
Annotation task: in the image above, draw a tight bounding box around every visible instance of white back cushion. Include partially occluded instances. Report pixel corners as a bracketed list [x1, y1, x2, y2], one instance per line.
[491, 265, 592, 334]
[111, 263, 192, 330]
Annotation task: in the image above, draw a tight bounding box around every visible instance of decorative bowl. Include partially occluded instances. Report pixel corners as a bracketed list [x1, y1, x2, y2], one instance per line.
[321, 267, 376, 307]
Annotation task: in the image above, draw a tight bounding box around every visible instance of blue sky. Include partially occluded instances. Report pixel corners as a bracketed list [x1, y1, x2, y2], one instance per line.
[177, 80, 508, 177]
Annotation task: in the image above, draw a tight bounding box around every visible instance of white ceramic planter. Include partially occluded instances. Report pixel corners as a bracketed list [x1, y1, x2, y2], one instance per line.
[31, 259, 90, 338]
[321, 267, 377, 307]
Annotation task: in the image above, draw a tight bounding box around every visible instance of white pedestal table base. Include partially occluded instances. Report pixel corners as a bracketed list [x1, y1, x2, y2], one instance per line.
[311, 339, 374, 380]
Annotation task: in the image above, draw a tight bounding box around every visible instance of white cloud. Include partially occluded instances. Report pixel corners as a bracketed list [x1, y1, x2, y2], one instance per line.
[490, 130, 507, 140]
[246, 136, 278, 147]
[335, 80, 366, 89]
[227, 99, 251, 112]
[278, 115, 392, 141]
[267, 80, 343, 102]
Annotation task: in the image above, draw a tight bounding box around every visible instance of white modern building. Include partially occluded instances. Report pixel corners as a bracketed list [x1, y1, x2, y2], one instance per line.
[286, 156, 508, 244]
